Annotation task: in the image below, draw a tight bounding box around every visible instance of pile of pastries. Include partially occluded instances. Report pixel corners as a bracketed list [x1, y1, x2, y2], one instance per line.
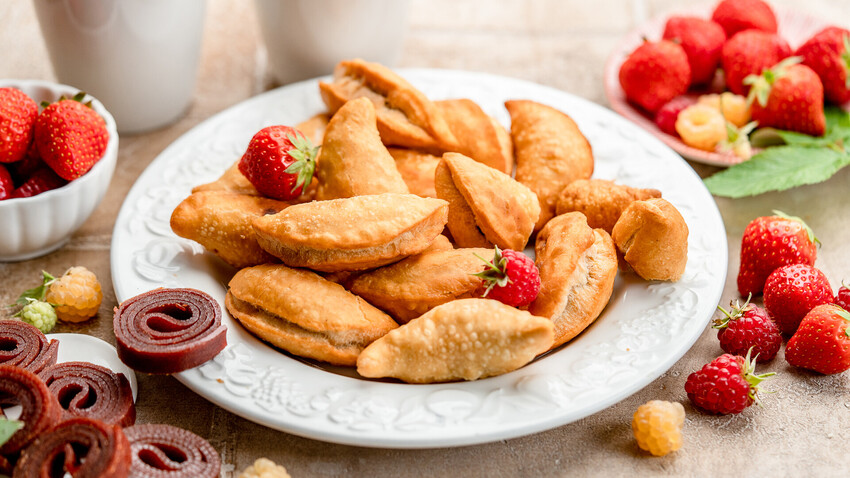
[170, 59, 689, 384]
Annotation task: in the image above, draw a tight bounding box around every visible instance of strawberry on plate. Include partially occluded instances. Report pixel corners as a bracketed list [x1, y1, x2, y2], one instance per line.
[745, 57, 826, 136]
[685, 350, 774, 414]
[473, 246, 540, 308]
[763, 263, 833, 335]
[34, 92, 109, 181]
[786, 304, 850, 374]
[0, 87, 38, 164]
[795, 26, 850, 105]
[711, 0, 778, 38]
[662, 16, 726, 86]
[618, 39, 691, 113]
[737, 211, 818, 297]
[721, 30, 791, 96]
[713, 296, 781, 362]
[238, 125, 318, 201]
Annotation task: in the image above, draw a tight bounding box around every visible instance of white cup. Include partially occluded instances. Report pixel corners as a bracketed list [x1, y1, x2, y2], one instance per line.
[33, 0, 206, 134]
[255, 0, 410, 85]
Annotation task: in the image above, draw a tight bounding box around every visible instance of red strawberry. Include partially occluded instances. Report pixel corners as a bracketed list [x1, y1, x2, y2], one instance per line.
[34, 93, 108, 181]
[795, 26, 850, 105]
[0, 164, 13, 200]
[619, 40, 691, 113]
[721, 30, 791, 96]
[713, 297, 781, 362]
[786, 304, 850, 374]
[654, 96, 697, 136]
[685, 350, 774, 414]
[835, 282, 850, 311]
[737, 211, 818, 297]
[238, 125, 318, 201]
[711, 0, 777, 38]
[745, 58, 826, 136]
[0, 87, 38, 164]
[474, 246, 540, 308]
[663, 16, 726, 86]
[11, 166, 67, 198]
[763, 263, 833, 335]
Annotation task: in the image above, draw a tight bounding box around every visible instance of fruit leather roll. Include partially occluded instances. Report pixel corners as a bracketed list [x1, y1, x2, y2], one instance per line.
[0, 365, 61, 455]
[0, 320, 59, 374]
[124, 424, 220, 478]
[39, 361, 136, 427]
[113, 288, 227, 374]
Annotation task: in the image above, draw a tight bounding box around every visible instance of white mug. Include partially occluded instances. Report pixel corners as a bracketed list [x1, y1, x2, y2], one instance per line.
[33, 0, 206, 134]
[255, 0, 410, 85]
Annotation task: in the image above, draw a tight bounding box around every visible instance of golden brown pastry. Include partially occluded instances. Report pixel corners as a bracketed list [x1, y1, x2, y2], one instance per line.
[170, 191, 290, 268]
[253, 193, 449, 272]
[319, 58, 458, 152]
[435, 152, 540, 250]
[388, 148, 440, 198]
[192, 162, 262, 196]
[506, 99, 594, 231]
[529, 212, 618, 348]
[348, 246, 491, 323]
[296, 113, 330, 146]
[555, 179, 662, 233]
[611, 198, 688, 281]
[316, 97, 408, 200]
[435, 99, 513, 174]
[356, 298, 554, 383]
[226, 264, 398, 366]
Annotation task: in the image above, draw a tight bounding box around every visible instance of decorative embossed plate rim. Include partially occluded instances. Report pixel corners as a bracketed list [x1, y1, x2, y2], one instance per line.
[111, 69, 727, 449]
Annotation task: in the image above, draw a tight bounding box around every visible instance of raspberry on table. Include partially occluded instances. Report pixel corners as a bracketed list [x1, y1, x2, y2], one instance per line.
[15, 299, 57, 334]
[44, 266, 103, 322]
[713, 297, 781, 362]
[675, 104, 727, 151]
[632, 400, 685, 457]
[685, 350, 774, 415]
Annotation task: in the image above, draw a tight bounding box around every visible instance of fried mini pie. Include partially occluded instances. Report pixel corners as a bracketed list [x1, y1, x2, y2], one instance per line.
[315, 97, 408, 200]
[252, 193, 449, 272]
[192, 161, 317, 203]
[435, 98, 513, 174]
[555, 179, 662, 233]
[348, 246, 491, 323]
[356, 298, 554, 383]
[319, 58, 458, 152]
[611, 198, 689, 281]
[529, 212, 618, 348]
[388, 148, 441, 198]
[226, 264, 398, 366]
[435, 152, 540, 250]
[170, 191, 290, 268]
[506, 99, 594, 231]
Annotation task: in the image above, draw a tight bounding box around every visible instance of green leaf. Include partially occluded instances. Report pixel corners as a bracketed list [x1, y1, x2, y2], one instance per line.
[0, 418, 23, 447]
[15, 271, 55, 306]
[704, 146, 850, 198]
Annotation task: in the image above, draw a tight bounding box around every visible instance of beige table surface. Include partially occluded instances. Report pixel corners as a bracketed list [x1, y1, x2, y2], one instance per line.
[2, 1, 849, 476]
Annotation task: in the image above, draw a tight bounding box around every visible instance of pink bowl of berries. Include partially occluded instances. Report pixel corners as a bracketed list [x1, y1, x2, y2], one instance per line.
[0, 79, 118, 261]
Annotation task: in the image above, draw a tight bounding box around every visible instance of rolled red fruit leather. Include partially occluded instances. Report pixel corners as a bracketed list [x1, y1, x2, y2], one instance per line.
[39, 361, 136, 427]
[113, 288, 226, 374]
[124, 424, 221, 478]
[0, 320, 59, 374]
[0, 365, 61, 455]
[13, 417, 131, 478]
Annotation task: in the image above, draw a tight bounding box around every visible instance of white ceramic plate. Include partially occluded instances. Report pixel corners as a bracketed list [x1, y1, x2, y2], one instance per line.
[111, 69, 727, 448]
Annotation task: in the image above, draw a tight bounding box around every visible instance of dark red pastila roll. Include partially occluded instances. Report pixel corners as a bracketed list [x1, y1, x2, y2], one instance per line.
[39, 361, 136, 427]
[0, 320, 59, 374]
[113, 288, 226, 374]
[125, 424, 221, 478]
[13, 417, 131, 478]
[0, 365, 61, 455]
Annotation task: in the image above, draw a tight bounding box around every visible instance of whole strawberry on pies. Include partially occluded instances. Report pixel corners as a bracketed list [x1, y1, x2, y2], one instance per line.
[619, 40, 691, 113]
[238, 125, 319, 201]
[473, 246, 540, 308]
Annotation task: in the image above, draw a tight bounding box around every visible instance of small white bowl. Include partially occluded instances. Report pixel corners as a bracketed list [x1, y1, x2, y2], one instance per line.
[0, 79, 118, 261]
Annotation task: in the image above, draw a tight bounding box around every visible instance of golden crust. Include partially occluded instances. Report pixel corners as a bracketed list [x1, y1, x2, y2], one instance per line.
[316, 97, 408, 200]
[437, 152, 540, 250]
[506, 99, 594, 231]
[435, 99, 513, 174]
[296, 112, 330, 146]
[349, 247, 491, 323]
[252, 193, 449, 272]
[356, 298, 554, 383]
[528, 212, 618, 348]
[227, 264, 397, 366]
[319, 59, 458, 152]
[611, 198, 689, 281]
[170, 191, 290, 268]
[555, 179, 662, 233]
[192, 162, 261, 196]
[434, 158, 490, 248]
[388, 148, 440, 198]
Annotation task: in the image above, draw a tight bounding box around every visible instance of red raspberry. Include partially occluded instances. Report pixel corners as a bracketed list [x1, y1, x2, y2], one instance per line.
[654, 96, 697, 137]
[0, 164, 13, 200]
[763, 263, 834, 335]
[713, 297, 781, 362]
[474, 247, 540, 308]
[685, 351, 774, 414]
[11, 167, 67, 198]
[835, 283, 850, 312]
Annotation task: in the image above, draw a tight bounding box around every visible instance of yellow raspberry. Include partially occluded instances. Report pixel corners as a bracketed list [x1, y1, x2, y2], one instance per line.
[632, 400, 685, 457]
[238, 458, 291, 478]
[44, 266, 103, 323]
[698, 92, 751, 127]
[675, 104, 727, 151]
